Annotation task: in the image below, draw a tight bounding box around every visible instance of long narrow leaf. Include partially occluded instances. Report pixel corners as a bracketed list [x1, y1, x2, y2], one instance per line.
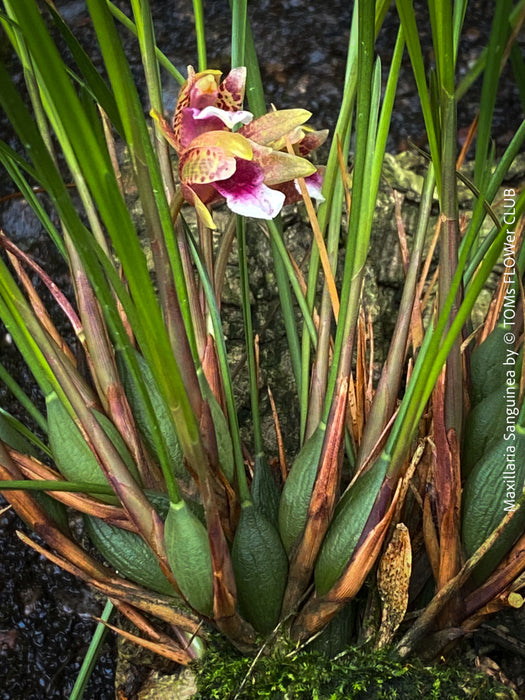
[43, 0, 124, 135]
[69, 600, 114, 700]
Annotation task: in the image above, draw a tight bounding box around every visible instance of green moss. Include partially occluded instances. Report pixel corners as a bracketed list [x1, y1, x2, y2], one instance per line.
[192, 638, 517, 700]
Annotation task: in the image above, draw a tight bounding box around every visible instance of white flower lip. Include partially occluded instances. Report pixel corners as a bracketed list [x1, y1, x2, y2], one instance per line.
[195, 105, 254, 128]
[222, 184, 285, 220]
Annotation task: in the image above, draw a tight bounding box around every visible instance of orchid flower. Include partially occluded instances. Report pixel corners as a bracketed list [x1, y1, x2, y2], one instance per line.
[154, 66, 327, 228]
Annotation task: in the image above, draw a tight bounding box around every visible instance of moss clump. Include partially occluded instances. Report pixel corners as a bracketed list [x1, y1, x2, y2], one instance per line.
[192, 638, 516, 700]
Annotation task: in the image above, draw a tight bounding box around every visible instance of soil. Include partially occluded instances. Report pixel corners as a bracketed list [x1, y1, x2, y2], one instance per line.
[0, 509, 115, 700]
[0, 1, 524, 698]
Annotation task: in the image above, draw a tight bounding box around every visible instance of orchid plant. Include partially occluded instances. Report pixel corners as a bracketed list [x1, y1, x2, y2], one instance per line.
[0, 0, 524, 696]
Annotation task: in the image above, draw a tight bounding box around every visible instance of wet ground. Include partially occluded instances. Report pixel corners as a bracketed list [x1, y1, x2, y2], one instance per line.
[0, 1, 524, 698]
[0, 509, 115, 700]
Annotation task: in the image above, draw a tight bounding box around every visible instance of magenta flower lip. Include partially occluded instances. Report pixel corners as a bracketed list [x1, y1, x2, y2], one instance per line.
[213, 159, 286, 219]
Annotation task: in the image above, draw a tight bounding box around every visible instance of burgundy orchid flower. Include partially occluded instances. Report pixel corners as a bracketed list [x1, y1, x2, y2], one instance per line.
[154, 66, 327, 227]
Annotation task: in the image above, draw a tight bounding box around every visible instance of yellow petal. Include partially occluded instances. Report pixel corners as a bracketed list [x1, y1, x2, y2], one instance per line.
[193, 193, 217, 229]
[251, 143, 316, 186]
[195, 73, 220, 95]
[266, 126, 305, 151]
[241, 109, 312, 146]
[188, 131, 253, 160]
[193, 68, 222, 83]
[182, 184, 217, 230]
[150, 109, 178, 150]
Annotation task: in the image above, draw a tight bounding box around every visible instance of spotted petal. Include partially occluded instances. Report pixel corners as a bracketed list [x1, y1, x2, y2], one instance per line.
[180, 147, 237, 185]
[213, 159, 285, 219]
[296, 128, 329, 156]
[217, 67, 246, 111]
